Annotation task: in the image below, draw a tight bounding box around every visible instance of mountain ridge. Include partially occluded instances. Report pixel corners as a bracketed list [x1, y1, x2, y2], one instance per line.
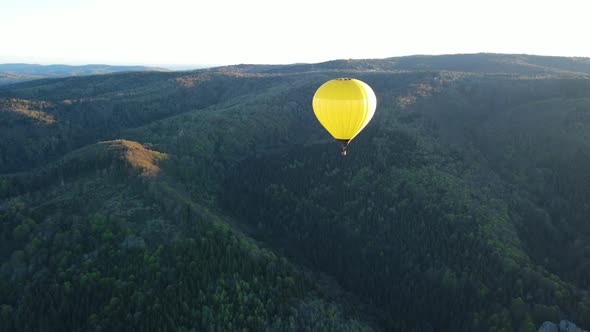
[208, 53, 590, 76]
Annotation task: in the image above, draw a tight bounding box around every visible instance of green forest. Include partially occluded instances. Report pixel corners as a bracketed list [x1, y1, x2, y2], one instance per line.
[1, 54, 590, 331]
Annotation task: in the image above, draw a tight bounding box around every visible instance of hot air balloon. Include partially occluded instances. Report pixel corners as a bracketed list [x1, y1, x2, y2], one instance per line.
[312, 78, 377, 155]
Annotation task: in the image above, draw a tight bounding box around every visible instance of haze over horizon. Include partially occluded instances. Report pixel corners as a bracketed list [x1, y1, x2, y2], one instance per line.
[1, 0, 589, 66]
[3, 52, 590, 70]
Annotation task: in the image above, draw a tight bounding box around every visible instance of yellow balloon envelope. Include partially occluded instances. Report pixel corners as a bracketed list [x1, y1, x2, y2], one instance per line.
[312, 78, 377, 155]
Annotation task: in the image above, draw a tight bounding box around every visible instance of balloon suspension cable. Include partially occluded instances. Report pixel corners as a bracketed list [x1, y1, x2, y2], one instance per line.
[340, 140, 349, 156]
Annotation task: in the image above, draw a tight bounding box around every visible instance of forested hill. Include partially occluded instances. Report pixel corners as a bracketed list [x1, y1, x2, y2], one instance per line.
[0, 63, 168, 86]
[2, 53, 590, 331]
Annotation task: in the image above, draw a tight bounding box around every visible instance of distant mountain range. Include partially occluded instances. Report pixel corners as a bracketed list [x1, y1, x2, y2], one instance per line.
[0, 63, 169, 86]
[4, 53, 590, 87]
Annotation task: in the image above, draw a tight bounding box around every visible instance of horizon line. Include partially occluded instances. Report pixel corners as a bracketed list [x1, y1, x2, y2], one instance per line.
[2, 52, 590, 70]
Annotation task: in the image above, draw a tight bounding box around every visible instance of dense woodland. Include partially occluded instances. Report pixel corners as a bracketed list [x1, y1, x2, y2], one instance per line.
[1, 54, 590, 331]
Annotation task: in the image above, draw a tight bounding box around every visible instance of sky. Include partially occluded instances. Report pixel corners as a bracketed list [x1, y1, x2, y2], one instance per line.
[1, 0, 589, 67]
